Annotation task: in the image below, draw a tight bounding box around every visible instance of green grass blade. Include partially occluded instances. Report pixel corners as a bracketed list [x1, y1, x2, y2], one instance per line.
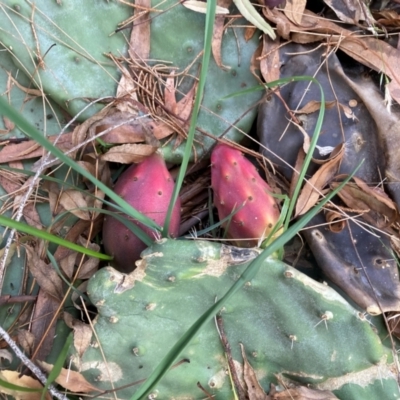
[131, 161, 363, 399]
[0, 97, 160, 232]
[162, 0, 217, 235]
[0, 215, 112, 260]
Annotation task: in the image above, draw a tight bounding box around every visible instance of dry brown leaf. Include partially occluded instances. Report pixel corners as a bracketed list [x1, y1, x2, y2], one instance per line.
[116, 65, 139, 114]
[100, 143, 157, 163]
[296, 144, 344, 216]
[212, 0, 232, 70]
[53, 218, 103, 278]
[260, 34, 281, 83]
[7, 72, 43, 97]
[58, 189, 91, 221]
[331, 177, 398, 229]
[0, 370, 51, 400]
[24, 245, 64, 301]
[294, 100, 336, 114]
[240, 344, 269, 400]
[98, 114, 174, 144]
[0, 133, 73, 163]
[245, 26, 257, 41]
[3, 116, 15, 131]
[30, 288, 60, 362]
[76, 237, 100, 279]
[250, 42, 263, 82]
[324, 0, 370, 24]
[64, 313, 92, 358]
[175, 80, 197, 122]
[164, 72, 177, 114]
[270, 383, 338, 399]
[284, 0, 307, 25]
[264, 8, 400, 103]
[38, 361, 100, 393]
[17, 330, 35, 356]
[338, 102, 357, 120]
[374, 10, 400, 27]
[72, 107, 111, 157]
[128, 0, 150, 60]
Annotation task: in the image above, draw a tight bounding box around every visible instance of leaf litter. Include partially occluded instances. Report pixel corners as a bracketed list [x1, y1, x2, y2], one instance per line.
[1, 0, 400, 398]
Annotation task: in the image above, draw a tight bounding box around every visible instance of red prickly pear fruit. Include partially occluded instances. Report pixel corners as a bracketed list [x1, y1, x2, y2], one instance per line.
[211, 144, 281, 248]
[102, 153, 181, 272]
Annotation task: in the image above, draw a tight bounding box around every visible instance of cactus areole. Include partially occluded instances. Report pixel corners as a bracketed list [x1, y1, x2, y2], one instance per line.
[102, 153, 181, 272]
[211, 144, 280, 247]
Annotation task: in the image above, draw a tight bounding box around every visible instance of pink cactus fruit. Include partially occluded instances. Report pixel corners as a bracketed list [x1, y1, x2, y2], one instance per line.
[211, 144, 281, 248]
[102, 153, 181, 272]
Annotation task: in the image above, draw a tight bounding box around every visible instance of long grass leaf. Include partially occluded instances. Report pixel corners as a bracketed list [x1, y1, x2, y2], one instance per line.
[0, 215, 112, 260]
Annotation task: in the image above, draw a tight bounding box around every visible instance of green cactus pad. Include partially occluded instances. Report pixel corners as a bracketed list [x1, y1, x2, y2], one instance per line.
[0, 1, 263, 161]
[150, 0, 263, 163]
[0, 1, 131, 120]
[70, 239, 398, 399]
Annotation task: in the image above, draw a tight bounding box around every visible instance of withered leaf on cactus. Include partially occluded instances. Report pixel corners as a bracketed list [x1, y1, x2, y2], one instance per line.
[211, 144, 281, 248]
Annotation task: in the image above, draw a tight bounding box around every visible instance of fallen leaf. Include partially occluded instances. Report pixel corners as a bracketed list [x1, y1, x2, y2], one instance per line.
[17, 330, 35, 356]
[128, 0, 150, 60]
[0, 133, 73, 163]
[100, 143, 157, 163]
[3, 116, 15, 132]
[294, 100, 336, 115]
[296, 144, 344, 216]
[330, 177, 398, 229]
[164, 72, 177, 115]
[212, 0, 232, 70]
[259, 34, 281, 83]
[264, 8, 400, 102]
[240, 343, 269, 400]
[64, 313, 92, 358]
[59, 190, 91, 221]
[30, 289, 60, 362]
[284, 0, 307, 25]
[24, 245, 63, 301]
[0, 370, 51, 400]
[38, 361, 100, 393]
[250, 42, 263, 81]
[324, 0, 372, 24]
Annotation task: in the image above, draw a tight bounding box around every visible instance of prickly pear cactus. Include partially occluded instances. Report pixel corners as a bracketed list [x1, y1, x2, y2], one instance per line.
[0, 43, 66, 138]
[151, 0, 263, 163]
[70, 239, 399, 399]
[0, 1, 131, 120]
[0, 0, 263, 162]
